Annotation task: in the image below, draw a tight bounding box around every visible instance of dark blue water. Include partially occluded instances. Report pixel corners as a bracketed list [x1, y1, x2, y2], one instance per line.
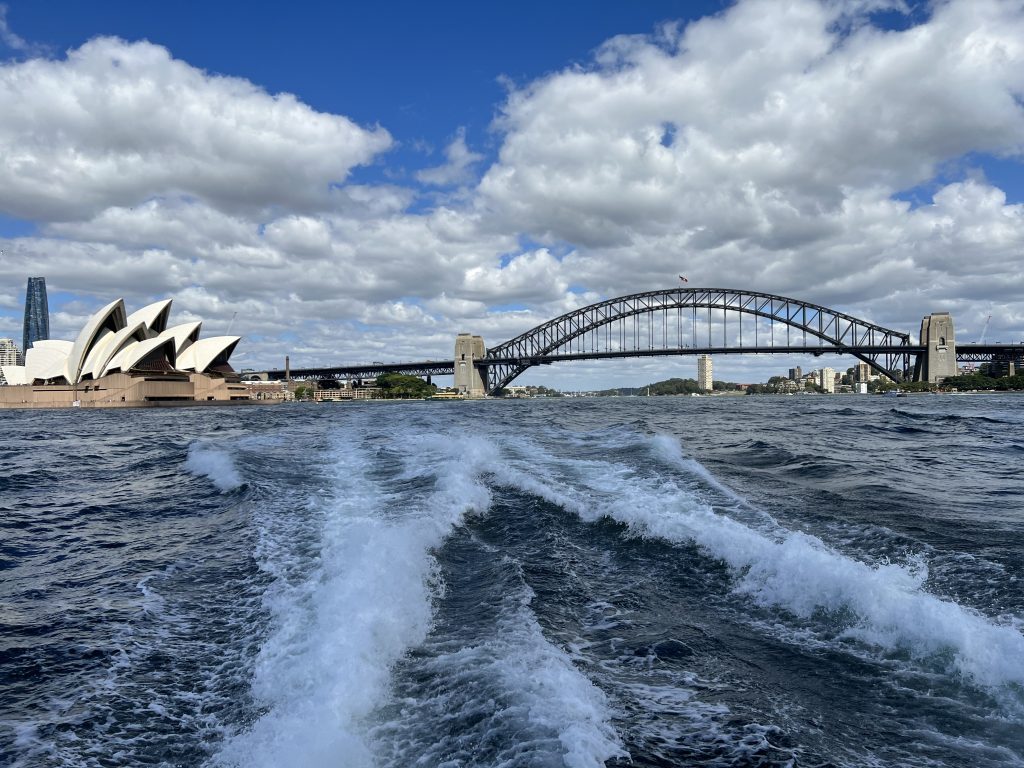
[2, 395, 1023, 767]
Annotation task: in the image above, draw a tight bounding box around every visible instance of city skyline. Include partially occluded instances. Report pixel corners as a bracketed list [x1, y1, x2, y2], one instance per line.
[2, 0, 1024, 388]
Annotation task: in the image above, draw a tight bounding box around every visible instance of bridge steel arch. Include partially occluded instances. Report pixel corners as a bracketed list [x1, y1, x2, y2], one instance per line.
[482, 288, 913, 394]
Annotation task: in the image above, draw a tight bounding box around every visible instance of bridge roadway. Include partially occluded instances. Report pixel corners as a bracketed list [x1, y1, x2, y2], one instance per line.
[261, 343, 1020, 382]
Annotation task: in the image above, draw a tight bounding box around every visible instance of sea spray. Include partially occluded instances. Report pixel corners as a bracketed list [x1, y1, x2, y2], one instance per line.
[184, 442, 244, 492]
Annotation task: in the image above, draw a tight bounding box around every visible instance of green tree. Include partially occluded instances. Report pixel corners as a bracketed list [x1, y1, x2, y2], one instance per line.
[375, 373, 437, 399]
[942, 372, 1024, 391]
[534, 385, 563, 397]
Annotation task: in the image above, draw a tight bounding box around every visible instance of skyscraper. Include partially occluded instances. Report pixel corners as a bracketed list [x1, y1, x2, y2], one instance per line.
[697, 354, 713, 391]
[22, 277, 49, 356]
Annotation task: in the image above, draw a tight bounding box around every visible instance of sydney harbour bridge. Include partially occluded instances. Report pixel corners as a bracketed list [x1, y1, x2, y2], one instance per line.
[258, 288, 1023, 395]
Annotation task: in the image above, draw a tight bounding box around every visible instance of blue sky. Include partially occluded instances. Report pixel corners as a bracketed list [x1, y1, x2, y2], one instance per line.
[1, 0, 1023, 387]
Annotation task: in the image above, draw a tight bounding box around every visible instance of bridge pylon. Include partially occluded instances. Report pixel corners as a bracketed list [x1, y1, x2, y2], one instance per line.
[914, 312, 957, 383]
[454, 333, 487, 397]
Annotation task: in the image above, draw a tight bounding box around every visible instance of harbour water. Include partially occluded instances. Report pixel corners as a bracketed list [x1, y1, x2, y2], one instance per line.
[1, 394, 1022, 767]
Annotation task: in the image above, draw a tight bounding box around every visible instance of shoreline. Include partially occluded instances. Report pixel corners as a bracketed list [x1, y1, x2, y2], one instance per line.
[0, 398, 282, 410]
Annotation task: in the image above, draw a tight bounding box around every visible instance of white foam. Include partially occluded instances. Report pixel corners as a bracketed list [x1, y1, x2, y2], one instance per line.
[492, 588, 627, 768]
[184, 442, 243, 492]
[489, 430, 1024, 693]
[371, 578, 626, 768]
[212, 431, 497, 768]
[649, 433, 759, 510]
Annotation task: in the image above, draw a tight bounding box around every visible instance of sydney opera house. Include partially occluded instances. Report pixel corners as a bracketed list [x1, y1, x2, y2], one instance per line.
[0, 298, 253, 408]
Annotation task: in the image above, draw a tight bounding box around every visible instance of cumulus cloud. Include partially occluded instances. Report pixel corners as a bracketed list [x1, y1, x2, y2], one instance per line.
[482, 0, 1024, 256]
[462, 248, 569, 302]
[0, 37, 392, 221]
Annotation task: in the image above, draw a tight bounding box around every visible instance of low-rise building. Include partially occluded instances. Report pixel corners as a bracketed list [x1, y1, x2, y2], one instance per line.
[0, 338, 23, 384]
[243, 381, 292, 400]
[314, 387, 381, 401]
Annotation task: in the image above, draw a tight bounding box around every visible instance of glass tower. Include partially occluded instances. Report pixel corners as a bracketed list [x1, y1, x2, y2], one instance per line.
[22, 277, 50, 355]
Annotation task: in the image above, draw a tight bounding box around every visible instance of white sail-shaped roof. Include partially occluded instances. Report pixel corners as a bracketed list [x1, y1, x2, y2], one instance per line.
[1, 365, 28, 385]
[103, 345, 133, 376]
[157, 321, 202, 357]
[78, 329, 116, 381]
[176, 336, 240, 373]
[68, 299, 127, 384]
[25, 346, 71, 383]
[28, 340, 74, 383]
[126, 299, 173, 335]
[32, 340, 74, 353]
[5, 297, 246, 388]
[90, 322, 149, 379]
[120, 336, 178, 373]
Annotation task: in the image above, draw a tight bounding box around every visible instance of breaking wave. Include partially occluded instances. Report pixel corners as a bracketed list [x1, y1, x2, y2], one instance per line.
[488, 429, 1024, 694]
[184, 442, 244, 492]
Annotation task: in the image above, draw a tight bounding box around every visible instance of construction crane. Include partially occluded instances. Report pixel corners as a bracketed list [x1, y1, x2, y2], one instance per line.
[979, 314, 992, 344]
[226, 311, 238, 335]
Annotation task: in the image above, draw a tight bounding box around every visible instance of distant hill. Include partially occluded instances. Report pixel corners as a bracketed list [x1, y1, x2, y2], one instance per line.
[594, 377, 741, 396]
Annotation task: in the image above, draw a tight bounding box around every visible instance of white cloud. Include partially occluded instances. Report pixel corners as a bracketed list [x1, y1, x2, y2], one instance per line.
[424, 293, 489, 318]
[415, 128, 485, 186]
[480, 0, 1024, 252]
[0, 37, 392, 221]
[462, 249, 568, 302]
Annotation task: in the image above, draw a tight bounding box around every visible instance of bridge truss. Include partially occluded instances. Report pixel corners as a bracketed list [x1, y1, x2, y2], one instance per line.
[264, 360, 454, 382]
[482, 288, 914, 393]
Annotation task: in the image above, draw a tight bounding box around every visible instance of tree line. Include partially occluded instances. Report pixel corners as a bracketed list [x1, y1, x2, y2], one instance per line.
[594, 377, 742, 396]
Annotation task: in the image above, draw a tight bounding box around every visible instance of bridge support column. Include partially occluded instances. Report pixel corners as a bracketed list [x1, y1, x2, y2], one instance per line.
[915, 312, 957, 384]
[454, 333, 487, 397]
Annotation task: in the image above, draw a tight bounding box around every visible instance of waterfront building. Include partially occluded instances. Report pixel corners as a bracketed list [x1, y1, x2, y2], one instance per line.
[697, 354, 713, 391]
[818, 367, 836, 393]
[788, 366, 802, 381]
[314, 387, 380, 401]
[243, 380, 292, 401]
[0, 297, 251, 407]
[854, 362, 871, 383]
[0, 338, 22, 384]
[22, 277, 50, 356]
